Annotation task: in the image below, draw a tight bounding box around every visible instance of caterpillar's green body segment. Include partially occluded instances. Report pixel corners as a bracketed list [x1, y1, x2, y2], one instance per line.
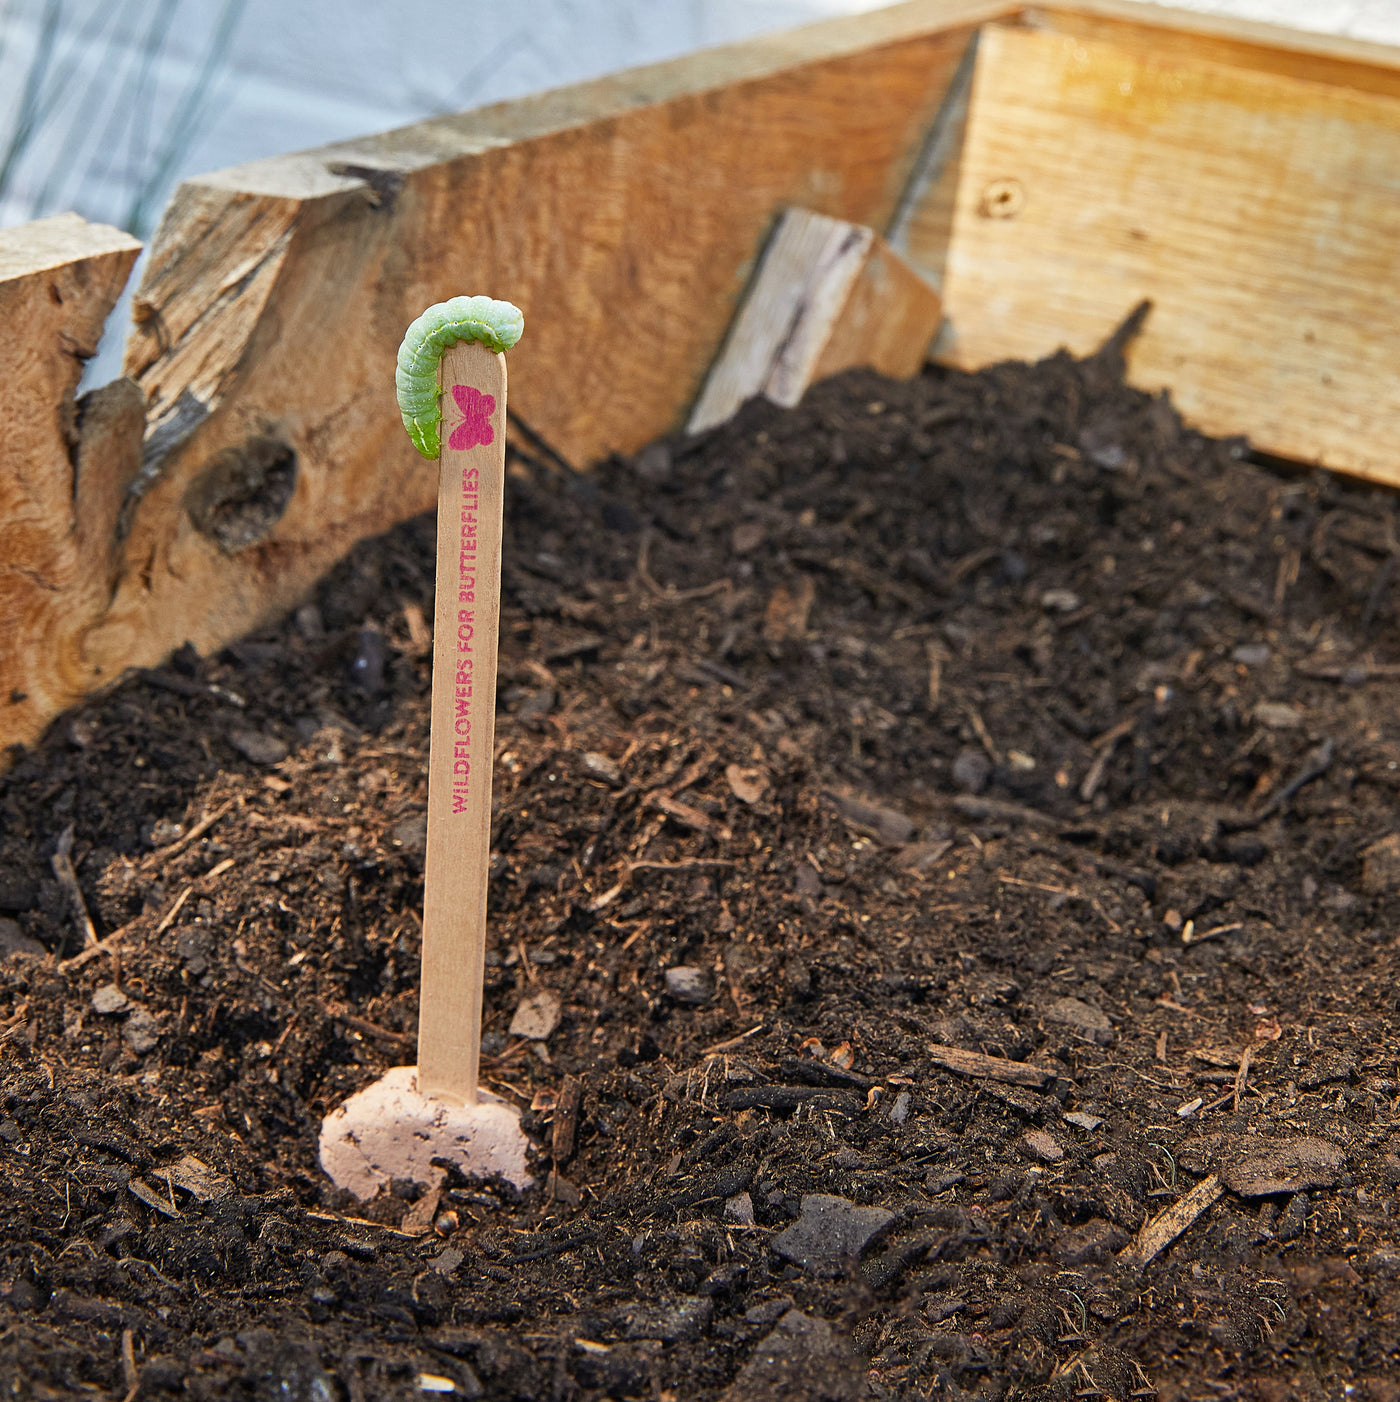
[396, 296, 524, 458]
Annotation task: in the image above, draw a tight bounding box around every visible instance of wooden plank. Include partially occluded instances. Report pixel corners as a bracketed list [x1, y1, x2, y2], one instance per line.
[938, 23, 1400, 485]
[0, 0, 1008, 756]
[901, 1, 1400, 278]
[0, 214, 143, 752]
[1032, 0, 1400, 98]
[688, 208, 942, 434]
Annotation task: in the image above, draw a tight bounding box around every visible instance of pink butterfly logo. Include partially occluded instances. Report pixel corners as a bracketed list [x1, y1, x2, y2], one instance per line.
[448, 384, 496, 451]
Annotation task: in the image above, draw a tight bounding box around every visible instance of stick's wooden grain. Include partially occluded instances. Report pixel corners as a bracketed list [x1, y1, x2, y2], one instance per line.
[417, 339, 507, 1105]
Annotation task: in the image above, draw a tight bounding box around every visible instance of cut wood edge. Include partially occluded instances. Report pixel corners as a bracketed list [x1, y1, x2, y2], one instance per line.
[0, 212, 140, 279]
[1034, 0, 1400, 94]
[0, 215, 143, 752]
[124, 185, 300, 464]
[688, 207, 941, 435]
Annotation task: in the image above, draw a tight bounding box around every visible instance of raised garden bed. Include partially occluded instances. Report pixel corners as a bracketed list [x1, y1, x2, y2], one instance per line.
[3, 0, 1400, 1396]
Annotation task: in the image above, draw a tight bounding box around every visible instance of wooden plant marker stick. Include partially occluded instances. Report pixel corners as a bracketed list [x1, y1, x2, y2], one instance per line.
[418, 338, 508, 1106]
[319, 298, 529, 1202]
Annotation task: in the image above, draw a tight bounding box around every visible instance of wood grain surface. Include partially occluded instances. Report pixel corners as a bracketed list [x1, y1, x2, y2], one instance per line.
[939, 23, 1400, 483]
[0, 215, 143, 752]
[1035, 0, 1400, 97]
[418, 340, 507, 1106]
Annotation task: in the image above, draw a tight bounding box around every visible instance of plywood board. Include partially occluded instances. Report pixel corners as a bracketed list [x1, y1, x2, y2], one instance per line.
[688, 207, 942, 433]
[939, 23, 1400, 484]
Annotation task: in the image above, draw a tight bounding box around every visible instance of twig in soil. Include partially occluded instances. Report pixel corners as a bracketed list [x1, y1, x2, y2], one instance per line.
[952, 795, 1056, 828]
[998, 875, 1077, 897]
[966, 706, 1001, 764]
[1079, 713, 1137, 801]
[635, 529, 732, 602]
[508, 1229, 597, 1263]
[702, 1024, 765, 1057]
[1119, 1172, 1225, 1267]
[320, 1002, 413, 1046]
[154, 886, 194, 935]
[1231, 737, 1334, 827]
[50, 826, 97, 949]
[636, 848, 735, 872]
[649, 792, 729, 836]
[925, 640, 945, 706]
[120, 1328, 139, 1402]
[1361, 551, 1398, 633]
[59, 922, 134, 972]
[944, 546, 998, 589]
[1182, 921, 1242, 947]
[270, 1016, 298, 1058]
[140, 667, 247, 709]
[481, 1038, 531, 1072]
[1274, 547, 1300, 613]
[618, 920, 653, 952]
[552, 1077, 583, 1164]
[1295, 656, 1400, 682]
[304, 1209, 419, 1238]
[720, 1085, 862, 1114]
[139, 797, 237, 870]
[927, 1043, 1053, 1089]
[1234, 1045, 1254, 1115]
[590, 859, 735, 912]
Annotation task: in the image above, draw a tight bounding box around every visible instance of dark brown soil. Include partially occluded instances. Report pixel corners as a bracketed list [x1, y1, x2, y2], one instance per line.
[2, 325, 1398, 1401]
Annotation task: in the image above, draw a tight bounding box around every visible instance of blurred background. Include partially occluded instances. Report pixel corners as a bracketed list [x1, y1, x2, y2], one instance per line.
[0, 0, 1395, 377]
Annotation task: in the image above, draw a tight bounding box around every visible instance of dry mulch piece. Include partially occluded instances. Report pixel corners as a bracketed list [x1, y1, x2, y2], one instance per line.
[2, 328, 1399, 1400]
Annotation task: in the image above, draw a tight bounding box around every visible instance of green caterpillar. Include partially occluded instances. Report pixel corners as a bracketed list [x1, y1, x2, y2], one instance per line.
[395, 295, 524, 458]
